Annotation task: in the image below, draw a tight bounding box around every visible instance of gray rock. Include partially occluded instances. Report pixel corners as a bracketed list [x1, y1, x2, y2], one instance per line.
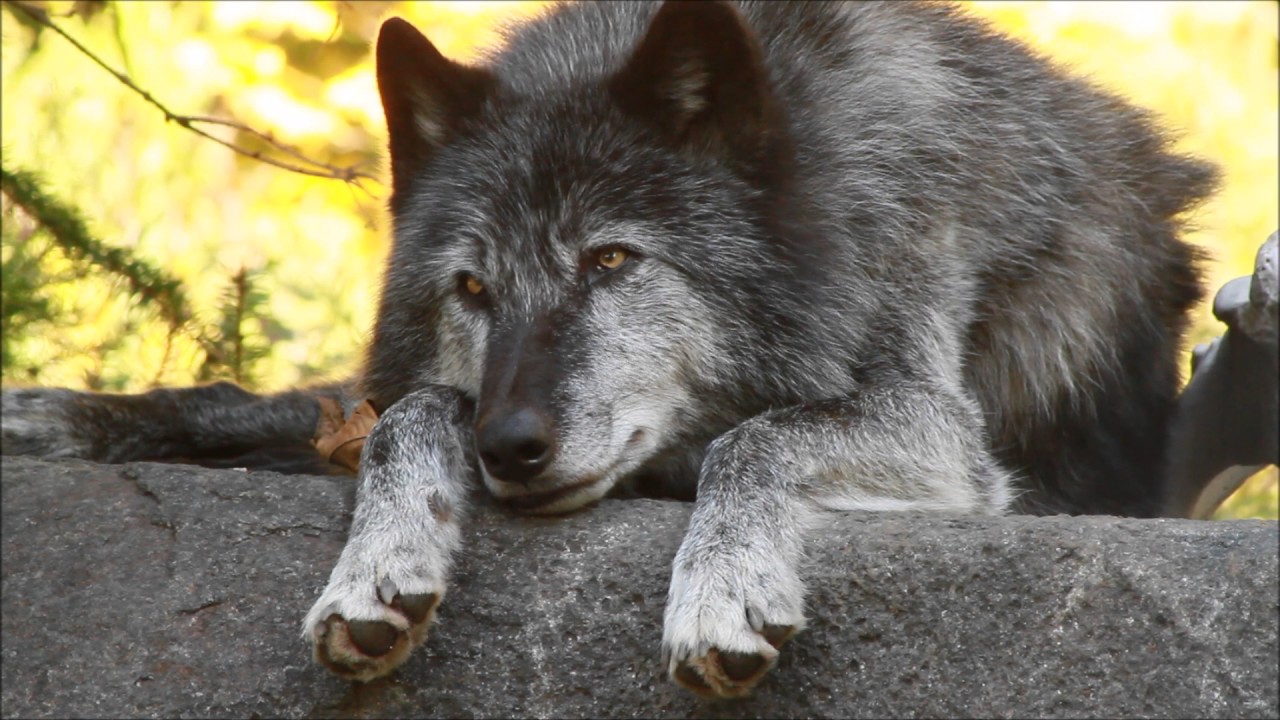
[2, 456, 1276, 719]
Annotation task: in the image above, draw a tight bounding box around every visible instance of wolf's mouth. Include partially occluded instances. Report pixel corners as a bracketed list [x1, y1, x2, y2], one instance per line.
[495, 475, 604, 515]
[490, 433, 653, 515]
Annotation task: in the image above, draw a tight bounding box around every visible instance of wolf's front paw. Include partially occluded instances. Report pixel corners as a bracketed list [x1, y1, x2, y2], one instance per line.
[1, 388, 95, 459]
[302, 535, 449, 682]
[661, 548, 805, 698]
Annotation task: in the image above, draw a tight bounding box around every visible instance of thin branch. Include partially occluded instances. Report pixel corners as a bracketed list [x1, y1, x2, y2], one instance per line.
[180, 114, 352, 172]
[5, 0, 381, 192]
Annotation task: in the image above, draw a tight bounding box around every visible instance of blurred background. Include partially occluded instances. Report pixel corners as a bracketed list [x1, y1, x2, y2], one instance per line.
[1, 1, 1275, 518]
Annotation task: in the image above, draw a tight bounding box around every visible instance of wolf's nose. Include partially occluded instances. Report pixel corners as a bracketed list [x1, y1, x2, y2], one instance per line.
[476, 409, 555, 484]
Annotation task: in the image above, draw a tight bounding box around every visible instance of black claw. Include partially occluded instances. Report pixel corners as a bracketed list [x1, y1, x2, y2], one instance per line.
[392, 592, 439, 625]
[719, 651, 769, 683]
[347, 620, 399, 657]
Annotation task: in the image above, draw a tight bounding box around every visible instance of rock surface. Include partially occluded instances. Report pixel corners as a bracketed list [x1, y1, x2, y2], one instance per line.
[1, 456, 1276, 719]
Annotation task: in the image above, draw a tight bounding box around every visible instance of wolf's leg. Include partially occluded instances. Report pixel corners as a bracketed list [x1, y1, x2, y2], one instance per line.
[662, 379, 1013, 698]
[302, 386, 474, 682]
[1, 381, 352, 467]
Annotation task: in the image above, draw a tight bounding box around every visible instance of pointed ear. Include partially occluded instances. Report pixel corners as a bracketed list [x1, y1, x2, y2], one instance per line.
[376, 17, 495, 200]
[609, 1, 778, 170]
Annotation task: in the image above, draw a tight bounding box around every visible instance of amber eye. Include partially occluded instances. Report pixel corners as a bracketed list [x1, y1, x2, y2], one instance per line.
[461, 274, 485, 296]
[595, 247, 629, 271]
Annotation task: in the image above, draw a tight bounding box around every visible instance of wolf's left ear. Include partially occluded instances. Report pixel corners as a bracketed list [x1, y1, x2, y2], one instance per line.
[609, 1, 778, 172]
[376, 18, 495, 201]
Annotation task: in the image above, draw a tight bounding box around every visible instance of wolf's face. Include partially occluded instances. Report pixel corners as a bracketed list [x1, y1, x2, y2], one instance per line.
[363, 7, 787, 513]
[406, 131, 739, 514]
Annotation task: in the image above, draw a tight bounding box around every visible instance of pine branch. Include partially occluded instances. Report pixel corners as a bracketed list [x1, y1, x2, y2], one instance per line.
[0, 163, 193, 332]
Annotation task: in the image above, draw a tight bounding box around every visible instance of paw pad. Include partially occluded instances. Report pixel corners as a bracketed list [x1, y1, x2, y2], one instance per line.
[392, 592, 438, 624]
[717, 650, 770, 683]
[668, 622, 798, 698]
[311, 592, 441, 682]
[346, 620, 398, 657]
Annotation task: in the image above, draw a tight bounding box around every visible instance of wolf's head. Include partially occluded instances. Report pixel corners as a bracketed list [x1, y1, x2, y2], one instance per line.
[361, 2, 825, 513]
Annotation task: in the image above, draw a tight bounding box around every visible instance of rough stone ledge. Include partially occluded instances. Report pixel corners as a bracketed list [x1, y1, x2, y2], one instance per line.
[1, 456, 1275, 719]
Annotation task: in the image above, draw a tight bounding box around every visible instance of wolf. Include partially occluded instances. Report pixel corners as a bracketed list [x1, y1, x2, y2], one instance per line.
[1, 0, 1218, 698]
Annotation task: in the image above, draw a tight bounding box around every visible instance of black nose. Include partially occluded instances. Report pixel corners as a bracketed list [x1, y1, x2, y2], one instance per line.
[475, 409, 555, 484]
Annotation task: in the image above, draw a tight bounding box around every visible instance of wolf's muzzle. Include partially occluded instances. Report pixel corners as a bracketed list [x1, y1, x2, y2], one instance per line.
[475, 408, 555, 484]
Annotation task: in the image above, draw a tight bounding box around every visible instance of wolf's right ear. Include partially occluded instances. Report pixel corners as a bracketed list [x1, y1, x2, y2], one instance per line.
[608, 1, 778, 174]
[376, 18, 495, 199]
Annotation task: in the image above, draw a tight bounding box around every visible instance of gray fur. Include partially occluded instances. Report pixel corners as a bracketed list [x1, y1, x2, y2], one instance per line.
[1, 1, 1216, 698]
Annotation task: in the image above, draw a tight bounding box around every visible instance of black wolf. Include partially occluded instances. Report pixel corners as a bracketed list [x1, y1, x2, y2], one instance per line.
[2, 0, 1218, 697]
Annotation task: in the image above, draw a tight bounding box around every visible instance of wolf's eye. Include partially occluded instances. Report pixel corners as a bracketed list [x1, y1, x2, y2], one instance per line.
[459, 273, 486, 297]
[594, 246, 630, 271]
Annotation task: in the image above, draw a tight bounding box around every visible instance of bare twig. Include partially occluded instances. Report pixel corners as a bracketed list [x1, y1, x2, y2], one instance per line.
[5, 0, 381, 192]
[179, 114, 353, 172]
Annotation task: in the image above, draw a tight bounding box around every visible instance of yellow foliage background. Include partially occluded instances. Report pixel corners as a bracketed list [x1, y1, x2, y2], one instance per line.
[1, 1, 1275, 518]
